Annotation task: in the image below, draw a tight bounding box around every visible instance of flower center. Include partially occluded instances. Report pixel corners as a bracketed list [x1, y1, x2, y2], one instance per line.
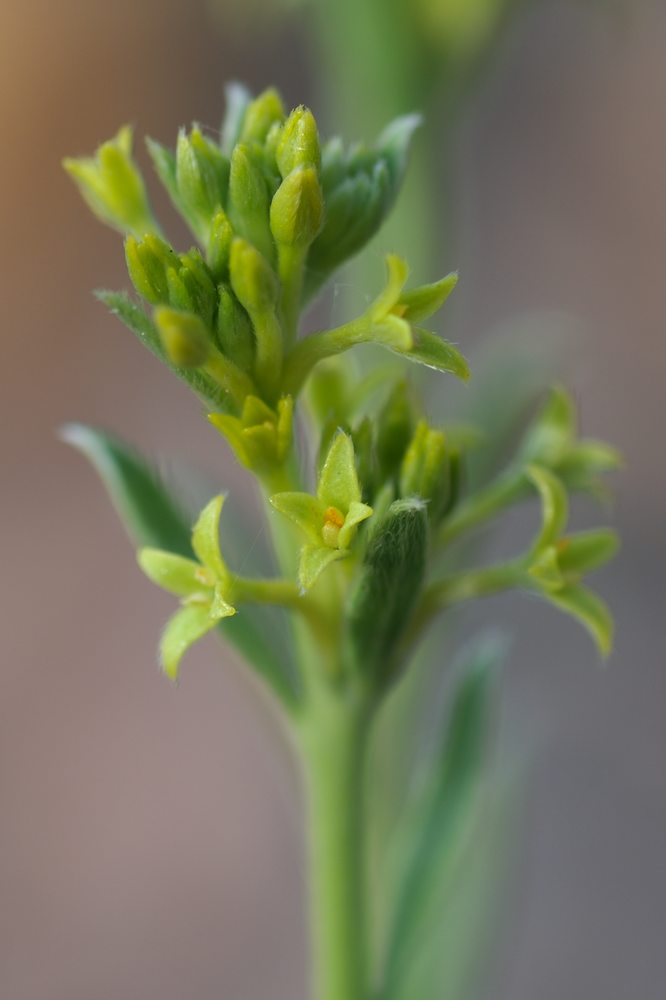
[322, 506, 345, 548]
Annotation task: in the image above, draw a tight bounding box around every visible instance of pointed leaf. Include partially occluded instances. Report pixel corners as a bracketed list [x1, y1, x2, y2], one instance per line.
[317, 431, 361, 510]
[546, 583, 614, 656]
[138, 549, 207, 596]
[159, 603, 217, 681]
[521, 385, 576, 464]
[299, 544, 346, 592]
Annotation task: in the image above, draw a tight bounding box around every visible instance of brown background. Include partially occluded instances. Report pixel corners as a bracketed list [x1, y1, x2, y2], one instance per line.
[1, 1, 664, 998]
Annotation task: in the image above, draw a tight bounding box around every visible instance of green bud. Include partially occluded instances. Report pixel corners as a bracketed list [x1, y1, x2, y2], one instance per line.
[64, 125, 159, 237]
[207, 209, 234, 280]
[276, 106, 321, 177]
[216, 285, 255, 373]
[229, 237, 278, 316]
[240, 87, 285, 144]
[176, 126, 229, 242]
[400, 421, 450, 524]
[125, 234, 177, 304]
[154, 306, 210, 368]
[352, 417, 376, 502]
[178, 248, 217, 327]
[227, 144, 273, 260]
[345, 498, 428, 687]
[270, 166, 324, 248]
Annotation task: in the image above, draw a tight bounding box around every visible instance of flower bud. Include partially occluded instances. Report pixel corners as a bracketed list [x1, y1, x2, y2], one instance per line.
[276, 106, 321, 178]
[229, 237, 278, 316]
[216, 285, 255, 373]
[176, 126, 229, 241]
[269, 166, 324, 249]
[64, 126, 158, 237]
[207, 209, 234, 280]
[125, 234, 177, 304]
[376, 380, 414, 483]
[227, 144, 273, 260]
[400, 421, 450, 524]
[240, 87, 285, 144]
[154, 306, 210, 368]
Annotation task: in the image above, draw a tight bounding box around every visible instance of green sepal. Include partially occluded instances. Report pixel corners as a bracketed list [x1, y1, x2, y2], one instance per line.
[210, 395, 294, 473]
[546, 584, 614, 657]
[269, 492, 325, 545]
[400, 421, 450, 524]
[344, 497, 428, 688]
[394, 326, 470, 381]
[137, 549, 207, 597]
[557, 529, 619, 577]
[338, 500, 373, 549]
[369, 254, 410, 322]
[317, 431, 362, 510]
[63, 125, 159, 238]
[229, 237, 279, 316]
[527, 464, 568, 551]
[191, 495, 229, 583]
[299, 544, 345, 592]
[159, 603, 221, 682]
[397, 272, 459, 323]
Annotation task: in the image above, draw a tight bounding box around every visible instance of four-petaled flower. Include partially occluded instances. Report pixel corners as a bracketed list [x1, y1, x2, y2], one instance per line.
[271, 431, 373, 591]
[137, 495, 235, 680]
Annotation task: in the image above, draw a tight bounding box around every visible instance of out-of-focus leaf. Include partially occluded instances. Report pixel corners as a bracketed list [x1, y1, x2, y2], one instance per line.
[378, 637, 504, 999]
[60, 424, 298, 705]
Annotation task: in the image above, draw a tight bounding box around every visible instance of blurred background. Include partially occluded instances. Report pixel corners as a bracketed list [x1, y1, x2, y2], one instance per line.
[1, 0, 665, 997]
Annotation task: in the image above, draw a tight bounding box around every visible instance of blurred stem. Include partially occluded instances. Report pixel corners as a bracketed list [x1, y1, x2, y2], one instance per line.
[300, 691, 372, 1000]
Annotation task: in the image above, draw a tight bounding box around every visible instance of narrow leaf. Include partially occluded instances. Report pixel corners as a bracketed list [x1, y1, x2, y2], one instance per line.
[546, 583, 614, 657]
[394, 327, 470, 381]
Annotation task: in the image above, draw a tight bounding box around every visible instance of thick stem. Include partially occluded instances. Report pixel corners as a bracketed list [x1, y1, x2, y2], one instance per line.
[301, 694, 371, 1000]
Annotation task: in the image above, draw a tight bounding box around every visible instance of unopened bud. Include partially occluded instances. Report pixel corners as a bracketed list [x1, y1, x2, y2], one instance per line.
[207, 209, 234, 280]
[240, 87, 285, 144]
[154, 306, 210, 368]
[125, 234, 177, 304]
[227, 144, 272, 259]
[229, 237, 278, 316]
[176, 126, 229, 240]
[216, 285, 255, 373]
[270, 166, 324, 248]
[276, 106, 321, 178]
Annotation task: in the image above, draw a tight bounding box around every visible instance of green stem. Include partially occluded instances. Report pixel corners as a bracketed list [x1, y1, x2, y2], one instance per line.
[300, 693, 371, 1000]
[278, 243, 307, 350]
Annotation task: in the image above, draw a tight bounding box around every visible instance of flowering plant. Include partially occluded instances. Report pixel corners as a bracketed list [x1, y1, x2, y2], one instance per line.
[64, 86, 619, 1000]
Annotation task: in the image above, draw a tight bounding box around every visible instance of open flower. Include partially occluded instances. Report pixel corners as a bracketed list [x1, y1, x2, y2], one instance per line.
[270, 431, 373, 590]
[137, 495, 235, 679]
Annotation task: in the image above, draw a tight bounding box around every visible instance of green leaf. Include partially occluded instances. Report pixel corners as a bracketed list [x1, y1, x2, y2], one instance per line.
[546, 583, 614, 657]
[527, 464, 568, 551]
[379, 640, 501, 1000]
[137, 549, 206, 597]
[60, 423, 192, 554]
[159, 603, 218, 681]
[345, 498, 428, 688]
[394, 327, 470, 381]
[317, 431, 362, 511]
[61, 424, 297, 705]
